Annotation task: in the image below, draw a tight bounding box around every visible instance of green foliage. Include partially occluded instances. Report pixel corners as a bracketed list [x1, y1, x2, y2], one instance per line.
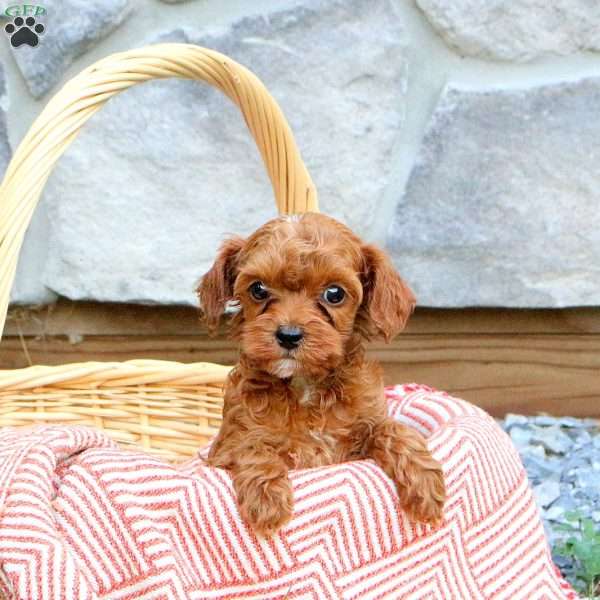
[554, 511, 600, 598]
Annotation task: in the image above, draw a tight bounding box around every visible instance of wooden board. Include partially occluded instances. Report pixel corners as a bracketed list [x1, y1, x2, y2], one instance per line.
[1, 301, 600, 418]
[4, 300, 600, 336]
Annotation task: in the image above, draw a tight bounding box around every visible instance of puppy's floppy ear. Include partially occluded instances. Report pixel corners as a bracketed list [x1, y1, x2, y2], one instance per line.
[359, 244, 416, 342]
[196, 236, 245, 333]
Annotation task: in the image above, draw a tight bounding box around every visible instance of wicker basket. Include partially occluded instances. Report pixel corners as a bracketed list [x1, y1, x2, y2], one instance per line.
[0, 44, 318, 459]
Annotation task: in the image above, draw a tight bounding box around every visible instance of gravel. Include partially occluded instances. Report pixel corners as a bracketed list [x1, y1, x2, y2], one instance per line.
[501, 414, 600, 588]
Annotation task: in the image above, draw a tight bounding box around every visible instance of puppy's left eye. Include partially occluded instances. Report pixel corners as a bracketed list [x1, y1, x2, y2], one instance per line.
[249, 280, 269, 301]
[322, 285, 345, 305]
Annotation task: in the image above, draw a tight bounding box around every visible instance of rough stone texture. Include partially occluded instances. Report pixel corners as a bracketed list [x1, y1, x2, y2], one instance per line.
[533, 479, 561, 509]
[0, 62, 53, 307]
[416, 0, 600, 62]
[8, 0, 132, 99]
[0, 65, 11, 171]
[41, 0, 407, 305]
[387, 79, 600, 308]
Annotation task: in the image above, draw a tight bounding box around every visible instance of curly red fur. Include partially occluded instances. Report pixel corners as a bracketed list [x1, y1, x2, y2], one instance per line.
[197, 213, 445, 537]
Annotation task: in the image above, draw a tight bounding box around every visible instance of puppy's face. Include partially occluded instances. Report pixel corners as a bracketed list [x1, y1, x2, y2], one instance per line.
[198, 213, 415, 381]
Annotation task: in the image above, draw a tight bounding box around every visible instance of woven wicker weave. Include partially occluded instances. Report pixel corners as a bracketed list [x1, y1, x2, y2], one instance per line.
[0, 44, 318, 458]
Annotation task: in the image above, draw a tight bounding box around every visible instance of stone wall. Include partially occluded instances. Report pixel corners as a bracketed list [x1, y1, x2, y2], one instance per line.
[4, 0, 600, 308]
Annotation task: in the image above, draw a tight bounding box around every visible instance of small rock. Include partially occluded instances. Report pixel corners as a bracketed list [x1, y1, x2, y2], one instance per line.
[510, 426, 532, 449]
[574, 430, 592, 447]
[524, 455, 562, 482]
[530, 426, 573, 455]
[553, 554, 572, 571]
[505, 414, 529, 428]
[545, 505, 566, 522]
[555, 493, 577, 513]
[563, 472, 577, 485]
[521, 444, 547, 459]
[534, 480, 561, 508]
[564, 455, 591, 478]
[534, 415, 587, 429]
[575, 468, 598, 489]
[592, 511, 600, 523]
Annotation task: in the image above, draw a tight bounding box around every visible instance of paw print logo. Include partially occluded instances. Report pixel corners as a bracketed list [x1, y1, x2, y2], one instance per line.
[4, 16, 45, 48]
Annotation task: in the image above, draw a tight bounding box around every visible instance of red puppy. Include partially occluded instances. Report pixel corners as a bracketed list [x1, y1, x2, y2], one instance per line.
[198, 213, 445, 537]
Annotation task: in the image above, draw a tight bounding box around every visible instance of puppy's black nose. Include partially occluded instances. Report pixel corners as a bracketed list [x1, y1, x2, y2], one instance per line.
[275, 325, 303, 350]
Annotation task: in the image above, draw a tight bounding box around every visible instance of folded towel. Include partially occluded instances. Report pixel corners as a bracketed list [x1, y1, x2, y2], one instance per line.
[0, 385, 577, 599]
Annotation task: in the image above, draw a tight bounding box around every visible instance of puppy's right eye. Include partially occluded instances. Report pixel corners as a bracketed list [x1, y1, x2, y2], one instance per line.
[249, 280, 269, 301]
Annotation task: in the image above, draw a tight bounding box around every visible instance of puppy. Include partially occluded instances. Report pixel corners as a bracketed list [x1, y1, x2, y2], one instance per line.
[197, 213, 445, 537]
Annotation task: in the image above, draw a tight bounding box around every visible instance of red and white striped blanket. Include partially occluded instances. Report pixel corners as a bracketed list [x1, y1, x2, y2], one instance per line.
[0, 385, 577, 599]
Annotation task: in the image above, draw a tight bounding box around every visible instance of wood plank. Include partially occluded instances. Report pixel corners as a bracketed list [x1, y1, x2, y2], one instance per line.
[5, 300, 600, 336]
[372, 335, 600, 418]
[1, 333, 599, 418]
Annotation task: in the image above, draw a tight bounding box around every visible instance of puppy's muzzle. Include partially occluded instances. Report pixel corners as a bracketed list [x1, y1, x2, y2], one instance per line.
[275, 325, 303, 350]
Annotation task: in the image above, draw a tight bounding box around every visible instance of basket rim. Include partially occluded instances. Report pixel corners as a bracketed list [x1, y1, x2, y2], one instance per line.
[0, 359, 233, 390]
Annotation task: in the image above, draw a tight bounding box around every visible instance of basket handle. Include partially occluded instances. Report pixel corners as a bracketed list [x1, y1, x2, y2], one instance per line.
[0, 44, 319, 339]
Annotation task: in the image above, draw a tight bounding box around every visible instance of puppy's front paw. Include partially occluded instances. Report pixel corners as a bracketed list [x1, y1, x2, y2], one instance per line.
[370, 420, 446, 526]
[396, 455, 446, 526]
[237, 475, 294, 537]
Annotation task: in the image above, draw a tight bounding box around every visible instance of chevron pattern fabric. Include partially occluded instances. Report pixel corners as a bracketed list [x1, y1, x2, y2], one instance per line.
[0, 385, 577, 599]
